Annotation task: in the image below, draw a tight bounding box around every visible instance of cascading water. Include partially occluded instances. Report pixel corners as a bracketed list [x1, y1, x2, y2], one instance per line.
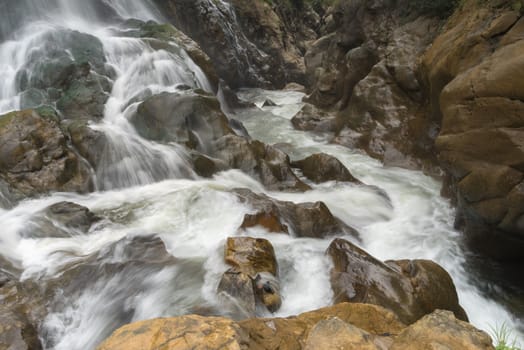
[0, 1, 522, 349]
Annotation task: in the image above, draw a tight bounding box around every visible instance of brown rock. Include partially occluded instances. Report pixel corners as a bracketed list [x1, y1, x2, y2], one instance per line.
[327, 238, 467, 324]
[0, 109, 92, 197]
[291, 152, 361, 184]
[304, 317, 379, 350]
[97, 315, 247, 350]
[224, 237, 278, 277]
[234, 188, 358, 238]
[390, 310, 494, 350]
[421, 3, 524, 260]
[291, 103, 338, 132]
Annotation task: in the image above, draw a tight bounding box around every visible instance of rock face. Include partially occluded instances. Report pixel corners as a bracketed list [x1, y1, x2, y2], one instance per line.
[291, 153, 361, 184]
[420, 1, 524, 260]
[235, 188, 358, 238]
[97, 303, 494, 350]
[217, 237, 281, 316]
[327, 238, 467, 324]
[153, 0, 313, 88]
[303, 0, 440, 172]
[0, 109, 92, 196]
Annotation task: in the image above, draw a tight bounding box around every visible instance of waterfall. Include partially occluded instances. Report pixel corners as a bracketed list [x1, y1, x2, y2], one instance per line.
[0, 1, 522, 349]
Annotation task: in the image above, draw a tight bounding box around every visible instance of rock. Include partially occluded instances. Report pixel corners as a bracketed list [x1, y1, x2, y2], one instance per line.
[283, 82, 306, 93]
[15, 28, 112, 121]
[0, 109, 92, 197]
[0, 305, 43, 350]
[327, 238, 467, 324]
[97, 315, 247, 350]
[97, 303, 406, 350]
[420, 3, 524, 260]
[291, 153, 361, 184]
[154, 0, 310, 88]
[124, 20, 219, 90]
[390, 310, 494, 350]
[224, 237, 278, 277]
[234, 188, 358, 238]
[0, 280, 48, 350]
[131, 91, 233, 150]
[67, 119, 107, 170]
[304, 317, 380, 350]
[212, 135, 310, 192]
[291, 103, 338, 132]
[218, 237, 281, 316]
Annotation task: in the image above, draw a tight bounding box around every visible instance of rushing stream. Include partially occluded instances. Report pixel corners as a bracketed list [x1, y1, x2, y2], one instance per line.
[0, 1, 522, 349]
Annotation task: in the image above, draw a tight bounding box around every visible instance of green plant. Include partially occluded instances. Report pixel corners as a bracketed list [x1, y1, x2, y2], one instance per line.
[490, 323, 522, 350]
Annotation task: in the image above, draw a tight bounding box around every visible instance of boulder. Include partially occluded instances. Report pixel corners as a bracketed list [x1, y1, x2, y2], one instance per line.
[291, 153, 361, 184]
[0, 109, 92, 197]
[131, 91, 233, 150]
[0, 305, 42, 350]
[235, 188, 358, 238]
[218, 237, 281, 316]
[304, 318, 380, 350]
[327, 238, 467, 324]
[97, 315, 246, 350]
[390, 310, 494, 350]
[291, 103, 338, 132]
[212, 135, 310, 192]
[15, 28, 112, 120]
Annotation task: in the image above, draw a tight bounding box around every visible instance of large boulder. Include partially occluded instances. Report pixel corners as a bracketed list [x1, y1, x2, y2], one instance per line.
[15, 28, 112, 120]
[390, 310, 494, 350]
[0, 109, 92, 197]
[217, 237, 281, 316]
[131, 91, 233, 150]
[97, 303, 494, 350]
[420, 1, 524, 260]
[327, 238, 467, 324]
[234, 188, 358, 238]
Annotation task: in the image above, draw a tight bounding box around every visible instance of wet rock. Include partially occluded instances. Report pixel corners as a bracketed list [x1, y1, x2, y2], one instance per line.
[291, 153, 361, 184]
[390, 310, 494, 350]
[327, 238, 467, 324]
[0, 279, 47, 350]
[0, 109, 92, 197]
[235, 189, 357, 238]
[67, 119, 107, 170]
[212, 135, 310, 192]
[15, 28, 112, 121]
[421, 3, 524, 260]
[131, 91, 233, 151]
[155, 0, 309, 88]
[291, 103, 338, 132]
[124, 20, 219, 90]
[218, 237, 281, 316]
[283, 82, 306, 93]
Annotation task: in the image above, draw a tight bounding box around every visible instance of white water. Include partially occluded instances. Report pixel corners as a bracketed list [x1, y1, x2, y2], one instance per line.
[0, 2, 522, 349]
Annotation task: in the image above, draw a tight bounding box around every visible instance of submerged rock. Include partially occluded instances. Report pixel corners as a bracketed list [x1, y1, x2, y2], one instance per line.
[0, 109, 92, 197]
[327, 238, 467, 324]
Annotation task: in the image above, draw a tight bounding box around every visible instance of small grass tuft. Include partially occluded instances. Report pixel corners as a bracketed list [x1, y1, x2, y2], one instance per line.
[490, 323, 522, 350]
